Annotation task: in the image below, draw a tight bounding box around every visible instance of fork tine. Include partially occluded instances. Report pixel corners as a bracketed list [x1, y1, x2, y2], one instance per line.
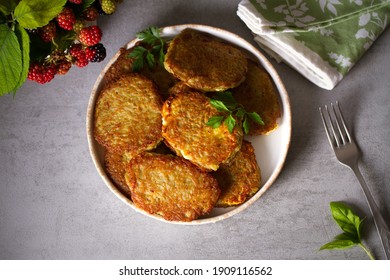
[331, 102, 347, 145]
[319, 105, 336, 148]
[325, 104, 341, 147]
[334, 101, 352, 143]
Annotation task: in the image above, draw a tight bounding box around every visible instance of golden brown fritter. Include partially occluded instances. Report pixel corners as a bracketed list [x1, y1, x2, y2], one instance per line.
[232, 59, 281, 135]
[125, 152, 221, 222]
[213, 140, 261, 207]
[164, 28, 248, 92]
[104, 150, 132, 198]
[162, 90, 243, 171]
[94, 73, 163, 156]
[104, 47, 176, 100]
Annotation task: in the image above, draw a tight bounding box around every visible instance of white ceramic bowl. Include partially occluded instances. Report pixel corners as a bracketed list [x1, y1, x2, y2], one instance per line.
[86, 24, 291, 225]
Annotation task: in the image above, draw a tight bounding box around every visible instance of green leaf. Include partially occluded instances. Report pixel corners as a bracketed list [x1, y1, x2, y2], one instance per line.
[243, 115, 250, 134]
[210, 99, 230, 112]
[131, 56, 144, 72]
[248, 111, 265, 125]
[224, 114, 236, 133]
[12, 23, 29, 94]
[330, 202, 362, 241]
[136, 26, 161, 46]
[212, 91, 237, 110]
[0, 24, 22, 96]
[145, 52, 155, 69]
[206, 115, 224, 128]
[14, 0, 67, 29]
[81, 0, 95, 10]
[319, 239, 357, 251]
[0, 0, 18, 15]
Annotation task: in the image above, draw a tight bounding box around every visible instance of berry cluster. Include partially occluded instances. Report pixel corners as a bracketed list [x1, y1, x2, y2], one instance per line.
[28, 0, 119, 85]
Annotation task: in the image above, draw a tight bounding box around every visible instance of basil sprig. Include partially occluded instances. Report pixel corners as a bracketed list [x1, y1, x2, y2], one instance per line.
[320, 202, 375, 260]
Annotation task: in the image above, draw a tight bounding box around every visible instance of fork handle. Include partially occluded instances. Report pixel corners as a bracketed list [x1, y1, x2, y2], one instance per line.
[351, 164, 390, 259]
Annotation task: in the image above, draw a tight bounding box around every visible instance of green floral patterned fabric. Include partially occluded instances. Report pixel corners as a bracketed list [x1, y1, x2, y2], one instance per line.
[237, 0, 390, 90]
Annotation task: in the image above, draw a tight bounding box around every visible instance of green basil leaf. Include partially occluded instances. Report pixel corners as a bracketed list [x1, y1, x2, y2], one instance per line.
[12, 23, 29, 94]
[14, 0, 67, 29]
[319, 239, 357, 250]
[0, 0, 18, 15]
[330, 202, 362, 241]
[224, 114, 236, 133]
[334, 232, 360, 243]
[206, 115, 224, 128]
[210, 99, 230, 112]
[0, 24, 22, 96]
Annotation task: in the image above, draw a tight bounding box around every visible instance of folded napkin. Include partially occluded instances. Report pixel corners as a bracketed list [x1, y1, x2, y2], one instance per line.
[237, 0, 390, 90]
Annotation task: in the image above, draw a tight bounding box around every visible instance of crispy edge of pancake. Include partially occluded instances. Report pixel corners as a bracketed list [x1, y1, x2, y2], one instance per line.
[162, 90, 243, 171]
[104, 46, 177, 100]
[232, 59, 281, 135]
[164, 28, 248, 92]
[94, 73, 163, 154]
[124, 152, 221, 222]
[213, 140, 261, 207]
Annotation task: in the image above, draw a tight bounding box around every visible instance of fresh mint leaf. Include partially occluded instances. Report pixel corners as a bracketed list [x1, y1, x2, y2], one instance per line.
[81, 0, 96, 10]
[0, 24, 22, 96]
[12, 23, 29, 94]
[206, 115, 224, 128]
[0, 0, 17, 16]
[14, 0, 67, 29]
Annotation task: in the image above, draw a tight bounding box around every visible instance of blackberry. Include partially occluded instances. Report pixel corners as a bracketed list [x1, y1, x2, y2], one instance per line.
[87, 43, 106, 62]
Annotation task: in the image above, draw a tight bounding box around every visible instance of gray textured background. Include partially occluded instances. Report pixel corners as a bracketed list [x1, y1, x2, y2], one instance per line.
[1, 0, 389, 260]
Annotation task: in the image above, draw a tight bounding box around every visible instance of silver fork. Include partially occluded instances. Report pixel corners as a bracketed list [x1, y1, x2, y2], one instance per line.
[319, 101, 390, 259]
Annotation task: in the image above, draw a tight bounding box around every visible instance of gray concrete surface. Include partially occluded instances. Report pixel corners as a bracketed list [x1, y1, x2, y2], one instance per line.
[0, 0, 389, 260]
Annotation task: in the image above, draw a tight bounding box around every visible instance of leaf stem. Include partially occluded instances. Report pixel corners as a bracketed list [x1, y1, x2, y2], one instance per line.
[358, 243, 375, 260]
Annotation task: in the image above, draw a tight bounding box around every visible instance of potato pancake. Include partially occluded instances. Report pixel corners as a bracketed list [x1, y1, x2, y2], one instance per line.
[213, 140, 261, 207]
[164, 28, 248, 92]
[94, 73, 163, 156]
[125, 153, 220, 222]
[233, 60, 281, 135]
[162, 90, 243, 171]
[105, 149, 132, 198]
[104, 47, 176, 100]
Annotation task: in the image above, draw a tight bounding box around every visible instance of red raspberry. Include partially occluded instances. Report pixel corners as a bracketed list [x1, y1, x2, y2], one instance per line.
[78, 25, 102, 46]
[56, 7, 76, 30]
[38, 22, 56, 43]
[69, 43, 89, 68]
[85, 47, 96, 62]
[28, 62, 57, 84]
[69, 0, 82, 4]
[82, 7, 98, 21]
[57, 60, 72, 75]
